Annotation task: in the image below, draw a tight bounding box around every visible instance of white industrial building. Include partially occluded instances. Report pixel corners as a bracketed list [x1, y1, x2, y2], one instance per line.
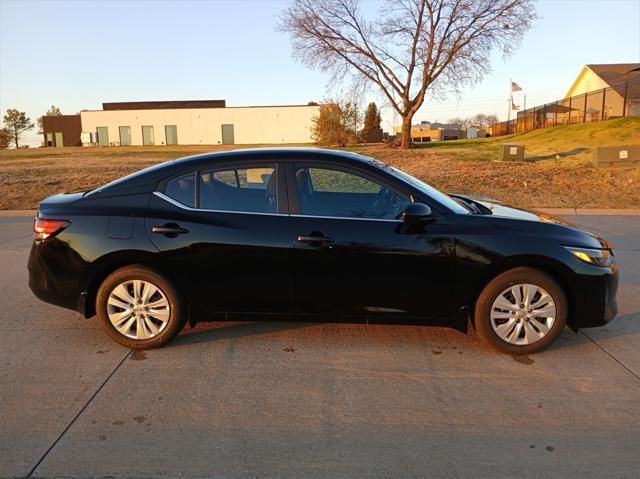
[77, 100, 320, 146]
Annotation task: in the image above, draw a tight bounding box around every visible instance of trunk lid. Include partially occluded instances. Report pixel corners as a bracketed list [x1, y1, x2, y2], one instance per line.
[37, 192, 85, 216]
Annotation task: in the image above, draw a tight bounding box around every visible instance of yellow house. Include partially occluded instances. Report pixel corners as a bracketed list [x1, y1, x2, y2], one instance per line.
[565, 64, 640, 118]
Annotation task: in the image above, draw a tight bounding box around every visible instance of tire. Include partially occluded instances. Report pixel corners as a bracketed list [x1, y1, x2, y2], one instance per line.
[96, 265, 186, 349]
[474, 267, 567, 354]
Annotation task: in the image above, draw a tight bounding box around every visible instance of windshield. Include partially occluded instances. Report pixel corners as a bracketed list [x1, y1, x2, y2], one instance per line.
[386, 166, 470, 214]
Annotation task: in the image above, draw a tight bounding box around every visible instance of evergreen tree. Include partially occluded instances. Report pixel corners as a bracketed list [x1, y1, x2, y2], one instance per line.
[3, 109, 34, 148]
[363, 102, 381, 132]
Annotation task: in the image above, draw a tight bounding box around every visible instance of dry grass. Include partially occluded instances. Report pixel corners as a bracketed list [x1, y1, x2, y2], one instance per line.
[1, 119, 639, 209]
[365, 147, 640, 209]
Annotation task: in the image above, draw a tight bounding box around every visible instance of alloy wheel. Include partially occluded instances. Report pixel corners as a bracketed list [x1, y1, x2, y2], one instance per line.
[106, 279, 171, 340]
[490, 283, 556, 345]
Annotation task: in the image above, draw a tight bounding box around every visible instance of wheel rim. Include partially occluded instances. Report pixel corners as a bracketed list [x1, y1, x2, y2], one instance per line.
[107, 280, 170, 340]
[490, 283, 556, 346]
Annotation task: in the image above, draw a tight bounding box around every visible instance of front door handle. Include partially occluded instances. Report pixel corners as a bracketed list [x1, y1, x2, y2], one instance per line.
[152, 224, 189, 237]
[296, 234, 334, 245]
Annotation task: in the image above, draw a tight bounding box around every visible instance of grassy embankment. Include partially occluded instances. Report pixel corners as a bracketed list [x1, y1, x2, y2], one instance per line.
[1, 117, 638, 209]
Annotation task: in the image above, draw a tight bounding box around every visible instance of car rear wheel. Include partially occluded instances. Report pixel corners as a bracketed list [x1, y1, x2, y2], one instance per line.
[474, 267, 567, 354]
[96, 265, 186, 349]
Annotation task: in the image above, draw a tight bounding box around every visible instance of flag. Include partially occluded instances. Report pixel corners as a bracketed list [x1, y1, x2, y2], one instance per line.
[512, 101, 519, 111]
[511, 81, 522, 92]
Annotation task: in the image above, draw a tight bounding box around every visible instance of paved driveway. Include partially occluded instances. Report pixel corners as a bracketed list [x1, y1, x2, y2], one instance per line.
[1, 215, 639, 478]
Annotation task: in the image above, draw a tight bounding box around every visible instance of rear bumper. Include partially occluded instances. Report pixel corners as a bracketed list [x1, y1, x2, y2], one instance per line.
[28, 240, 87, 315]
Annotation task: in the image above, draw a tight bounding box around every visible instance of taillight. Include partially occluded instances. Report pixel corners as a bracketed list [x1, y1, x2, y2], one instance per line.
[33, 218, 70, 240]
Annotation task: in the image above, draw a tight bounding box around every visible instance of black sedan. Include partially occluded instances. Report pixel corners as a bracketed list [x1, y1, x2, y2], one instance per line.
[28, 148, 618, 354]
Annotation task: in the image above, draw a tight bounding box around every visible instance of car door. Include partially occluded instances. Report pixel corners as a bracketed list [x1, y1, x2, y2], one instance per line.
[145, 161, 294, 318]
[287, 161, 456, 319]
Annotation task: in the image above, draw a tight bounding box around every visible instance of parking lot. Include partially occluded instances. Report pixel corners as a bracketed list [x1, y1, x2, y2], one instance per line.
[1, 214, 639, 479]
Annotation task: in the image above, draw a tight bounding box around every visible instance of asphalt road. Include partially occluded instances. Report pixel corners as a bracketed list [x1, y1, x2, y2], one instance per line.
[1, 215, 639, 479]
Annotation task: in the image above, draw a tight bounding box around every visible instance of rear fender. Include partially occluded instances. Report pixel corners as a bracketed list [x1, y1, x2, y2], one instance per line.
[80, 250, 174, 318]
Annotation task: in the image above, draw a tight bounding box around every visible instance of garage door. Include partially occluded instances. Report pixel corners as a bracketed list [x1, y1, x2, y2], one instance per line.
[97, 127, 109, 146]
[142, 126, 155, 146]
[221, 124, 234, 145]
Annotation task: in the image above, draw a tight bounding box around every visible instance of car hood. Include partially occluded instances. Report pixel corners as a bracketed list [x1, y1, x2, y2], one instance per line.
[451, 193, 572, 224]
[450, 193, 611, 249]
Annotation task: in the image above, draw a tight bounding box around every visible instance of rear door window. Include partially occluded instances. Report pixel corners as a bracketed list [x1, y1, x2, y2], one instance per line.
[199, 165, 277, 213]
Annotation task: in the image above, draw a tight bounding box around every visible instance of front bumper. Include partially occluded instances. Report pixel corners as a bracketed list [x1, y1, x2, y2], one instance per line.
[570, 261, 619, 329]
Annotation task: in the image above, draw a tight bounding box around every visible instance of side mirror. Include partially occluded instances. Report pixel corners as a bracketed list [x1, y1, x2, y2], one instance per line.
[403, 203, 432, 223]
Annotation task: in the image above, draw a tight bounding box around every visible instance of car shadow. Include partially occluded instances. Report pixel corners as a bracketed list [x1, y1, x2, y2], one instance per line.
[525, 147, 589, 162]
[547, 310, 640, 352]
[168, 309, 639, 353]
[170, 319, 318, 347]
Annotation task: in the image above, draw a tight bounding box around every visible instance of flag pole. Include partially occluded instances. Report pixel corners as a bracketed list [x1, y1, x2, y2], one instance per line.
[508, 79, 512, 132]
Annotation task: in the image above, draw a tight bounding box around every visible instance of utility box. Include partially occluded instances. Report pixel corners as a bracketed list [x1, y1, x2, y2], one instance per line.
[499, 144, 525, 162]
[593, 146, 640, 168]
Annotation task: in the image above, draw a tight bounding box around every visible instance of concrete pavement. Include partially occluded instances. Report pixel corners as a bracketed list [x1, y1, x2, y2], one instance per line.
[1, 215, 639, 478]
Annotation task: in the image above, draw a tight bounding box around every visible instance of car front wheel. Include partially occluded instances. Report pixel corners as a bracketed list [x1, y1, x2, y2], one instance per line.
[96, 265, 186, 349]
[474, 267, 568, 354]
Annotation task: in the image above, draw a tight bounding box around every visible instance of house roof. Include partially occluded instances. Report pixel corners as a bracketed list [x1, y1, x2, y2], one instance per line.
[565, 64, 640, 100]
[586, 63, 640, 97]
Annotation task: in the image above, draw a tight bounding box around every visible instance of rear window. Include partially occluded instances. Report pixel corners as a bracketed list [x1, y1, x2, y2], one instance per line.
[86, 161, 173, 196]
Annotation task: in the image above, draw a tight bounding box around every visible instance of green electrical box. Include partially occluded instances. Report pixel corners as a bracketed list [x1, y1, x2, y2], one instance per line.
[593, 146, 640, 168]
[499, 144, 525, 162]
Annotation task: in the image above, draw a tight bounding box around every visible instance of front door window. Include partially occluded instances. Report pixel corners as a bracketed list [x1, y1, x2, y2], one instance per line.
[294, 165, 409, 220]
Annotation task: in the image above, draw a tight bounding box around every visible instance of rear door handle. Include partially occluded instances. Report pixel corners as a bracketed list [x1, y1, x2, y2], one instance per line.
[296, 235, 334, 244]
[152, 224, 189, 236]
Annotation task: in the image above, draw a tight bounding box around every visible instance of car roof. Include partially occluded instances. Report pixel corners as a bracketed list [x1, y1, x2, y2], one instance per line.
[87, 148, 386, 197]
[171, 147, 383, 168]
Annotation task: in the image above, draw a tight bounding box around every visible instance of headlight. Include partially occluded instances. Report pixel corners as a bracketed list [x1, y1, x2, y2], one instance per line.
[564, 246, 614, 267]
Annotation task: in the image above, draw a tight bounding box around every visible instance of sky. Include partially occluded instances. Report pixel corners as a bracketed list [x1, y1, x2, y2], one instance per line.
[1, 0, 639, 146]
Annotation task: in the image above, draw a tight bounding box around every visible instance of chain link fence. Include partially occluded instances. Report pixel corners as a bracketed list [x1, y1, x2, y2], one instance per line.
[493, 78, 640, 136]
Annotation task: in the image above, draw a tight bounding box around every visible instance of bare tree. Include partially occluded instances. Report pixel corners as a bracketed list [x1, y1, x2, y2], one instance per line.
[448, 113, 498, 128]
[447, 116, 466, 128]
[469, 112, 499, 128]
[280, 0, 534, 148]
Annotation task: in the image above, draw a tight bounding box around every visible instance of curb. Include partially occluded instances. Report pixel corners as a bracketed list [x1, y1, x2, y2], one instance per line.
[540, 208, 640, 216]
[0, 210, 37, 217]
